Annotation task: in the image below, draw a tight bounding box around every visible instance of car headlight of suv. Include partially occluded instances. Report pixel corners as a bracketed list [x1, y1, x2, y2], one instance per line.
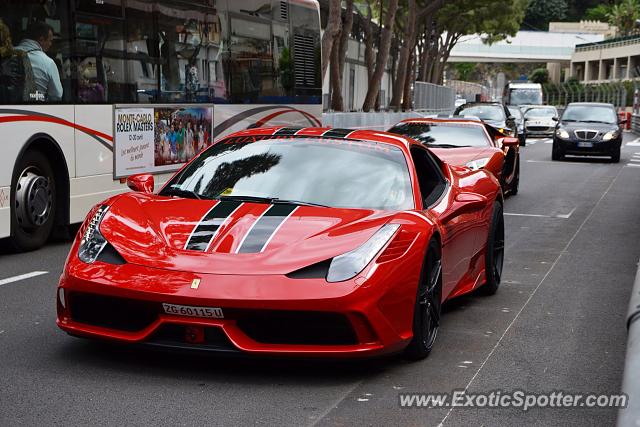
[555, 129, 570, 139]
[78, 205, 109, 263]
[465, 158, 490, 170]
[602, 130, 620, 141]
[326, 224, 400, 282]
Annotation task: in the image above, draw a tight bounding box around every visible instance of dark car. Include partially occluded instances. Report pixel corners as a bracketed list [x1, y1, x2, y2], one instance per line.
[454, 102, 517, 138]
[507, 105, 527, 146]
[552, 102, 624, 162]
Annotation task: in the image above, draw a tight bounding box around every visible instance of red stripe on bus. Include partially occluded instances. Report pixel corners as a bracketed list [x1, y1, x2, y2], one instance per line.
[253, 109, 322, 128]
[0, 115, 114, 142]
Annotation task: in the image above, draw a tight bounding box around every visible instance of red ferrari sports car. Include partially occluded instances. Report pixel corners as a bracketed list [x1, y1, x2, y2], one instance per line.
[57, 127, 504, 360]
[388, 117, 520, 195]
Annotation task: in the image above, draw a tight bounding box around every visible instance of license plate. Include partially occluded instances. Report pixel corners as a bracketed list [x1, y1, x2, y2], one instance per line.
[577, 141, 593, 148]
[162, 303, 224, 318]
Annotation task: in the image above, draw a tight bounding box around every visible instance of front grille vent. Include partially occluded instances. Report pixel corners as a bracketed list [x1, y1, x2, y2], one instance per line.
[575, 130, 598, 140]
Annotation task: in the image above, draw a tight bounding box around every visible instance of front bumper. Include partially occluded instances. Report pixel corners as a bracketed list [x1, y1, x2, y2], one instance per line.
[554, 137, 621, 156]
[57, 260, 418, 358]
[525, 126, 555, 137]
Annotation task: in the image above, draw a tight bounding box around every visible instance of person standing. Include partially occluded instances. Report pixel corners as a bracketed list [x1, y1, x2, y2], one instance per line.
[16, 21, 62, 101]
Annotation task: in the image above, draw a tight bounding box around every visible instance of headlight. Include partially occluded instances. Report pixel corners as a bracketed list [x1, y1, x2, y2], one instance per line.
[555, 129, 570, 139]
[465, 158, 490, 170]
[602, 130, 619, 141]
[78, 205, 109, 263]
[326, 224, 400, 282]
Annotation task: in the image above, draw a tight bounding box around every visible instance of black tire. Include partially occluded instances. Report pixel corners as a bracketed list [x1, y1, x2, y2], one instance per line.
[404, 239, 442, 360]
[551, 143, 564, 161]
[480, 202, 504, 295]
[611, 149, 620, 163]
[9, 150, 56, 251]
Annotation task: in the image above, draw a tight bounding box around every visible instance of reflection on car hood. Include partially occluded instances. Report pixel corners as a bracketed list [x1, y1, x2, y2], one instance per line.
[99, 192, 397, 275]
[559, 121, 618, 133]
[428, 146, 497, 166]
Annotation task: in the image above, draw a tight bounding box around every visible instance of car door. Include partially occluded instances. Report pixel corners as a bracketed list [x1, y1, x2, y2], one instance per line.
[410, 147, 478, 297]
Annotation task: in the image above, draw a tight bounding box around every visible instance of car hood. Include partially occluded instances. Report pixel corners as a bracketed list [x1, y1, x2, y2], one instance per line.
[428, 146, 497, 167]
[559, 121, 618, 133]
[99, 193, 397, 275]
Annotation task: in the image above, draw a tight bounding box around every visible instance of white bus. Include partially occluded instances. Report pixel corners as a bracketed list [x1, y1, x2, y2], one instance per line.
[503, 82, 543, 106]
[0, 0, 322, 251]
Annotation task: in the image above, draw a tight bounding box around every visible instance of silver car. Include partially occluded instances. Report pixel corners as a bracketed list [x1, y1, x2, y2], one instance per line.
[523, 106, 559, 137]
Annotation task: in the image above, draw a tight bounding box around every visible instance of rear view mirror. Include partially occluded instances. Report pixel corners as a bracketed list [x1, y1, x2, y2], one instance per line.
[126, 173, 155, 193]
[499, 137, 519, 147]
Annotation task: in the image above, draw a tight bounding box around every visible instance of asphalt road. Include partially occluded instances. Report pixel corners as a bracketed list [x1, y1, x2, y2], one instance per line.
[2, 133, 640, 426]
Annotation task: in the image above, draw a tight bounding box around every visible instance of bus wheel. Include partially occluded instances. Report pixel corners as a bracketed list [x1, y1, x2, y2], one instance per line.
[10, 150, 56, 251]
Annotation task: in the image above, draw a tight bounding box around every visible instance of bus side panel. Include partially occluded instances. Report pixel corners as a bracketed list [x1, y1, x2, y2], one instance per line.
[0, 106, 75, 239]
[212, 104, 323, 140]
[71, 105, 125, 223]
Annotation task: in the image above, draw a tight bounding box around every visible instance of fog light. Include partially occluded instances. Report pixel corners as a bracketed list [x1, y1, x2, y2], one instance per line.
[58, 288, 66, 309]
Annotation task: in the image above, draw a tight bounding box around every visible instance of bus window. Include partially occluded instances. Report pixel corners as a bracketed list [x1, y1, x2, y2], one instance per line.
[73, 0, 124, 17]
[74, 13, 126, 103]
[290, 1, 321, 101]
[0, 0, 72, 104]
[225, 0, 293, 103]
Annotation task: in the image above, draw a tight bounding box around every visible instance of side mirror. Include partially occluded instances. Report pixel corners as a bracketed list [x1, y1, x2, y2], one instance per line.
[126, 173, 154, 193]
[619, 118, 628, 125]
[497, 136, 519, 147]
[552, 116, 559, 121]
[441, 192, 488, 223]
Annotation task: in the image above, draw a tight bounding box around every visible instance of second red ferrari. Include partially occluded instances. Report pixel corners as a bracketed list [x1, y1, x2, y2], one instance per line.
[388, 117, 520, 195]
[57, 127, 504, 360]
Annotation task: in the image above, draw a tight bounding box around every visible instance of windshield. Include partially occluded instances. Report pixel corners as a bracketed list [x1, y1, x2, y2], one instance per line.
[456, 105, 505, 121]
[508, 107, 523, 120]
[509, 89, 543, 105]
[524, 107, 557, 118]
[561, 105, 618, 124]
[161, 138, 414, 210]
[388, 122, 489, 147]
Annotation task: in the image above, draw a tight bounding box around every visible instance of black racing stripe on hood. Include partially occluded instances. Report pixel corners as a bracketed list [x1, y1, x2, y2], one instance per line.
[185, 200, 243, 251]
[237, 204, 298, 253]
[322, 128, 354, 138]
[274, 127, 303, 136]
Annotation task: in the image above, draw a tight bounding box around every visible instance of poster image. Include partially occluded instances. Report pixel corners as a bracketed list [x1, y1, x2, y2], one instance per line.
[154, 107, 213, 167]
[114, 105, 213, 178]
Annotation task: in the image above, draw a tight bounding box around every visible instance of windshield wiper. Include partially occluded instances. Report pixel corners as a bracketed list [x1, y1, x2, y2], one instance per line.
[425, 143, 470, 148]
[218, 195, 329, 208]
[580, 120, 613, 124]
[161, 187, 203, 200]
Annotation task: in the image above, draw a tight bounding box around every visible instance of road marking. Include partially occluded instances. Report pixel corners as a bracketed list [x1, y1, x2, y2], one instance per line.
[0, 271, 48, 287]
[629, 158, 640, 163]
[526, 159, 603, 165]
[505, 207, 574, 219]
[625, 163, 640, 167]
[438, 160, 624, 427]
[626, 138, 640, 146]
[544, 139, 553, 144]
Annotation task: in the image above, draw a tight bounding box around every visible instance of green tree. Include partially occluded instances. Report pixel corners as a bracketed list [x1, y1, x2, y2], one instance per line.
[607, 0, 640, 36]
[584, 4, 612, 21]
[529, 68, 549, 84]
[454, 63, 477, 81]
[524, 0, 568, 30]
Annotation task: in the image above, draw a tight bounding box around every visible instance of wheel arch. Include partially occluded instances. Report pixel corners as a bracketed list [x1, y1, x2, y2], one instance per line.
[11, 133, 70, 229]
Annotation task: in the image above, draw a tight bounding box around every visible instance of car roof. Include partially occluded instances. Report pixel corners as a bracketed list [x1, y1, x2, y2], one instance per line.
[218, 127, 418, 151]
[398, 117, 486, 126]
[458, 102, 503, 107]
[566, 102, 614, 108]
